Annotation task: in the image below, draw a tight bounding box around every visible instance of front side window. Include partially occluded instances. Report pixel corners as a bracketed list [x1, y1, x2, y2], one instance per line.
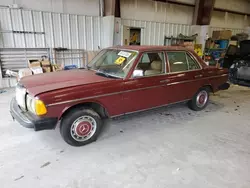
[133, 52, 165, 77]
[141, 54, 150, 63]
[167, 51, 200, 73]
[88, 49, 138, 78]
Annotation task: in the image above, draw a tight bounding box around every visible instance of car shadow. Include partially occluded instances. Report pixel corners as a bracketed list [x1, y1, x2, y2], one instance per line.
[99, 100, 225, 141]
[36, 100, 225, 148]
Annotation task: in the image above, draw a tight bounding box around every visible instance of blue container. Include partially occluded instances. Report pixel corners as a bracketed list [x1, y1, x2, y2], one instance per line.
[64, 65, 78, 70]
[218, 40, 228, 49]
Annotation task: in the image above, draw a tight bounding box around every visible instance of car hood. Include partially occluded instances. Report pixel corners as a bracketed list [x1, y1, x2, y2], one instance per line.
[20, 69, 111, 96]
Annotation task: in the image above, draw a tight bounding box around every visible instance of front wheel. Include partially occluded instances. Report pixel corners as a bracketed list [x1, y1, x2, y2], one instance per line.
[188, 88, 210, 111]
[60, 108, 103, 147]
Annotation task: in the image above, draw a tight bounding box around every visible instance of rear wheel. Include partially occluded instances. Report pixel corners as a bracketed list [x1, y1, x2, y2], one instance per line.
[188, 87, 210, 111]
[60, 108, 103, 147]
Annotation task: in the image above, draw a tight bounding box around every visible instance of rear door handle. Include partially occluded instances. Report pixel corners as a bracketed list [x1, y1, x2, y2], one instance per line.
[194, 74, 203, 78]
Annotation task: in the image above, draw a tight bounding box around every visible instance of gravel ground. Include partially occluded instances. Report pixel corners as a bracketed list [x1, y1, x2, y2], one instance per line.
[0, 85, 250, 188]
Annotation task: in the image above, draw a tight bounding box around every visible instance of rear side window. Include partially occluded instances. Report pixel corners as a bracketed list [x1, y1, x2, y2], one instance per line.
[186, 53, 200, 70]
[167, 52, 200, 73]
[167, 52, 188, 72]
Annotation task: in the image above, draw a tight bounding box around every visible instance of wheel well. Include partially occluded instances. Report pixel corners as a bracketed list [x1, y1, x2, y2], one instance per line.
[60, 102, 109, 120]
[203, 85, 214, 93]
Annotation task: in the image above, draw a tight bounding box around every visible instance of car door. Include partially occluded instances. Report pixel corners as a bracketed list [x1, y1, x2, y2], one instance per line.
[164, 51, 204, 103]
[122, 51, 169, 113]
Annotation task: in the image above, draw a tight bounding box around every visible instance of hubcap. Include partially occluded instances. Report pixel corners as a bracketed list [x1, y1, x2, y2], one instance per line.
[71, 116, 97, 142]
[196, 90, 208, 108]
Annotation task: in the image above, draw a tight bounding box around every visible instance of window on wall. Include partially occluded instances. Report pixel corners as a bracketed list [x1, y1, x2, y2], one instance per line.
[167, 52, 200, 73]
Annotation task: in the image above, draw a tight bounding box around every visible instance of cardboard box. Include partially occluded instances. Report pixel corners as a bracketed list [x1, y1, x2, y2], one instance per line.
[30, 67, 43, 75]
[41, 60, 52, 73]
[52, 64, 64, 72]
[229, 41, 237, 46]
[212, 30, 232, 40]
[18, 68, 33, 80]
[28, 59, 41, 68]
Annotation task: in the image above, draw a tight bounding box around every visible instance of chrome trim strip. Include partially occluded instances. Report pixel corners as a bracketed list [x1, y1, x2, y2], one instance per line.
[129, 73, 168, 80]
[47, 74, 228, 107]
[111, 99, 191, 118]
[167, 74, 228, 86]
[47, 84, 167, 107]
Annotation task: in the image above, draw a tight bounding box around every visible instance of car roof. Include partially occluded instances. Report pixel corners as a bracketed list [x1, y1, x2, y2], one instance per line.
[108, 45, 190, 52]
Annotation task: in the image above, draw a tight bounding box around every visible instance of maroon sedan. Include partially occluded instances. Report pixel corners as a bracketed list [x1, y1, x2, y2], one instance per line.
[10, 46, 229, 146]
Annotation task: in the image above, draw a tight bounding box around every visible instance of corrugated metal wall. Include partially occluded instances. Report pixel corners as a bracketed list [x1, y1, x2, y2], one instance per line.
[121, 19, 191, 45]
[0, 7, 102, 50]
[0, 48, 49, 76]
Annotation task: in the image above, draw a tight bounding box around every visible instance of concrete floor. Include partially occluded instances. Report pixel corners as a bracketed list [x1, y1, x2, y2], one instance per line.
[0, 86, 250, 188]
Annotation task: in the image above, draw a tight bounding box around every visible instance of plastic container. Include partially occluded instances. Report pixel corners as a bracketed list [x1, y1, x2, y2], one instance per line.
[64, 65, 78, 70]
[218, 40, 229, 49]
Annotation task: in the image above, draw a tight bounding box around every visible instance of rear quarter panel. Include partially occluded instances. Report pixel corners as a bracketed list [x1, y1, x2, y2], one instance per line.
[203, 67, 229, 92]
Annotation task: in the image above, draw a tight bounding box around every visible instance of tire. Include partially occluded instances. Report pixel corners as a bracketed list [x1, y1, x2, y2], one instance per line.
[60, 108, 103, 147]
[188, 87, 210, 111]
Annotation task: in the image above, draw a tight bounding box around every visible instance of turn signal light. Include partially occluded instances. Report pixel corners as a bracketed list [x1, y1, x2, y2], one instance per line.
[35, 100, 47, 115]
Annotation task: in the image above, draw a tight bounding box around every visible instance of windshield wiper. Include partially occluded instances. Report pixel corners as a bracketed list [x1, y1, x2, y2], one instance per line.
[95, 71, 119, 79]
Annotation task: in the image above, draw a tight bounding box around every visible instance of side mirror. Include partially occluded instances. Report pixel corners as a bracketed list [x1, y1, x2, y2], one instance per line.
[133, 69, 143, 78]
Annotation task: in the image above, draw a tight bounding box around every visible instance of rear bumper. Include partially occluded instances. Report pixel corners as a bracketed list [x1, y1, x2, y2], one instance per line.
[10, 98, 58, 131]
[218, 82, 230, 90]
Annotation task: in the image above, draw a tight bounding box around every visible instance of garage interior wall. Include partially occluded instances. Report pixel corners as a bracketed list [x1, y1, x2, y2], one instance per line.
[0, 8, 102, 50]
[117, 18, 191, 46]
[0, 0, 100, 16]
[120, 0, 195, 25]
[211, 0, 250, 29]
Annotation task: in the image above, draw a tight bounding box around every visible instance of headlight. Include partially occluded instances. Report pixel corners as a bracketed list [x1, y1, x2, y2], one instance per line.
[16, 86, 26, 109]
[26, 95, 47, 116]
[26, 95, 36, 113]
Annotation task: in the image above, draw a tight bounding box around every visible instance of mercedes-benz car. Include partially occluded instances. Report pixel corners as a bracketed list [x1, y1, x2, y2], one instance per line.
[10, 46, 230, 146]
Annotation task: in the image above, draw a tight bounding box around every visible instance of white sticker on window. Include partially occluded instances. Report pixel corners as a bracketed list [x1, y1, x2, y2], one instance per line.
[118, 51, 131, 58]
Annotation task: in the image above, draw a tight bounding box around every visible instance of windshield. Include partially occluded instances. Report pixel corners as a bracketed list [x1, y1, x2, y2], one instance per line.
[88, 49, 138, 78]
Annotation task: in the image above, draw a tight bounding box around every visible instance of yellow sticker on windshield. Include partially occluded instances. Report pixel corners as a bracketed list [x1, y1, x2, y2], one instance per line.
[115, 57, 126, 65]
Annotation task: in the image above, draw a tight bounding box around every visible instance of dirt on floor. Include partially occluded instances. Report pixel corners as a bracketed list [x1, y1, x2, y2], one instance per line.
[0, 85, 250, 188]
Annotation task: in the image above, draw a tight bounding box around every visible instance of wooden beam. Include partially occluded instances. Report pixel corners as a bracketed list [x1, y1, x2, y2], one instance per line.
[103, 0, 120, 17]
[115, 0, 121, 17]
[104, 0, 115, 16]
[195, 0, 215, 25]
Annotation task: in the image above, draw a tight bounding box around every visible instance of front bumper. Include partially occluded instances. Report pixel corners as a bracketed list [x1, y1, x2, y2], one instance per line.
[10, 98, 58, 131]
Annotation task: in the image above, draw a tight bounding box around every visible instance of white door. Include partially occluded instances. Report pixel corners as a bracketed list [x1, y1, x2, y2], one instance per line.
[122, 25, 130, 46]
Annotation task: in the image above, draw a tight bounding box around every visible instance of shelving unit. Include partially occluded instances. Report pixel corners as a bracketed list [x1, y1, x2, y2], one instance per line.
[204, 39, 229, 66]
